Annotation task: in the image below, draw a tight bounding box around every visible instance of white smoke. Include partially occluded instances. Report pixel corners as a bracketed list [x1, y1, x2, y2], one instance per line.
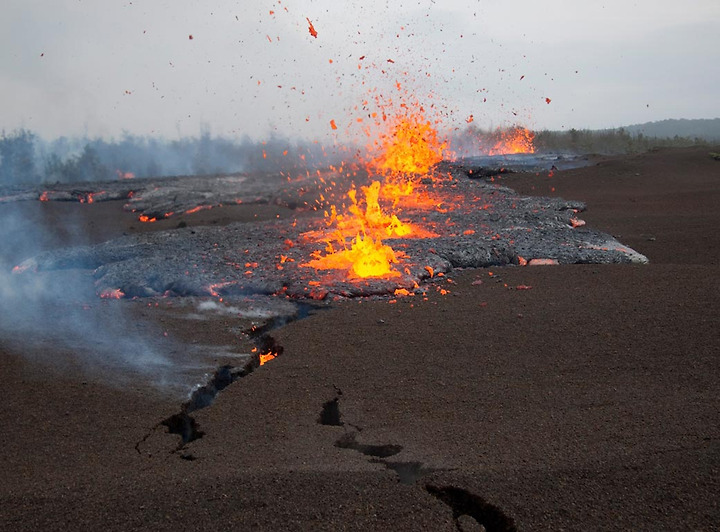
[0, 201, 188, 396]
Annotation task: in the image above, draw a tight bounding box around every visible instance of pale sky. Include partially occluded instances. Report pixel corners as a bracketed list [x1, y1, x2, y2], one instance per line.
[2, 0, 718, 142]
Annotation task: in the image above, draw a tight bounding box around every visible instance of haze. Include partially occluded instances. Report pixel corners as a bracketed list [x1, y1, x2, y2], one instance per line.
[2, 0, 718, 142]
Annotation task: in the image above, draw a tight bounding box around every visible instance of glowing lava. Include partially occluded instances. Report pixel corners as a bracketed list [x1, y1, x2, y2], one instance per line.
[304, 232, 400, 278]
[324, 180, 422, 240]
[302, 181, 415, 278]
[302, 98, 449, 279]
[368, 111, 447, 177]
[488, 126, 536, 155]
[259, 352, 277, 365]
[99, 288, 125, 299]
[116, 170, 135, 179]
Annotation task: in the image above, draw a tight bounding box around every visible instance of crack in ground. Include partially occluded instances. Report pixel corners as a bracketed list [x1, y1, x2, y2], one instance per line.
[370, 460, 448, 486]
[161, 362, 255, 448]
[426, 484, 517, 532]
[318, 388, 447, 485]
[369, 459, 441, 486]
[317, 385, 344, 426]
[334, 431, 404, 459]
[136, 302, 323, 455]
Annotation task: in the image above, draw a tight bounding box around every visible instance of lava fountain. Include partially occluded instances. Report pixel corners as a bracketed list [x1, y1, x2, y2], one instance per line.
[302, 104, 448, 279]
[488, 126, 536, 156]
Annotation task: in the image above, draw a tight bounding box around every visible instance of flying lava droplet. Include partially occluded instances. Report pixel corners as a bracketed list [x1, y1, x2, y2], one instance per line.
[307, 18, 318, 38]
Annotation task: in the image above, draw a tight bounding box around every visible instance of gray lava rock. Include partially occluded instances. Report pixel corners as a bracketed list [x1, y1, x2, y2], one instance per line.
[13, 165, 648, 300]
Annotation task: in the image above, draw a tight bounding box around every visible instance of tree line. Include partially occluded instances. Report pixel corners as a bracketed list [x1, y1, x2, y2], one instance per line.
[449, 125, 714, 158]
[533, 127, 711, 154]
[0, 129, 342, 186]
[1, 125, 715, 186]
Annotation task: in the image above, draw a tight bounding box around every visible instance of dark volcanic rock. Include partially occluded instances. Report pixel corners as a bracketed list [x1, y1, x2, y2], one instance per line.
[0, 170, 336, 220]
[13, 166, 647, 299]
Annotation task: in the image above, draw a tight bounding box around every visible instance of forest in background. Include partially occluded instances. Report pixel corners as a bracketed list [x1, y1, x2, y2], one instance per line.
[0, 130, 344, 186]
[1, 118, 719, 186]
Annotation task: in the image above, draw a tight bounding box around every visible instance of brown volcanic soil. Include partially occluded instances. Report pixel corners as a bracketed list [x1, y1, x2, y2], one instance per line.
[1, 146, 719, 530]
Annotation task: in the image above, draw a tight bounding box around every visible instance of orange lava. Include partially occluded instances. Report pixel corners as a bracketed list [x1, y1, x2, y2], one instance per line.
[367, 111, 446, 177]
[306, 18, 318, 38]
[302, 180, 424, 278]
[99, 288, 125, 299]
[527, 258, 559, 266]
[12, 263, 33, 274]
[259, 352, 277, 365]
[302, 95, 450, 279]
[488, 126, 535, 155]
[185, 205, 213, 215]
[304, 232, 400, 278]
[328, 180, 433, 240]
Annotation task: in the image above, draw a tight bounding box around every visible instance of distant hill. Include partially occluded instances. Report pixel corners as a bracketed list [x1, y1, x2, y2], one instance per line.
[623, 118, 720, 141]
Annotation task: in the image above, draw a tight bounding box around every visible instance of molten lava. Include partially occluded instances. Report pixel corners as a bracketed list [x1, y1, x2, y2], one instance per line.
[304, 232, 400, 278]
[302, 98, 450, 279]
[324, 180, 422, 240]
[368, 112, 446, 177]
[306, 18, 318, 38]
[116, 170, 135, 179]
[302, 181, 417, 278]
[99, 288, 125, 299]
[488, 126, 536, 155]
[259, 352, 277, 365]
